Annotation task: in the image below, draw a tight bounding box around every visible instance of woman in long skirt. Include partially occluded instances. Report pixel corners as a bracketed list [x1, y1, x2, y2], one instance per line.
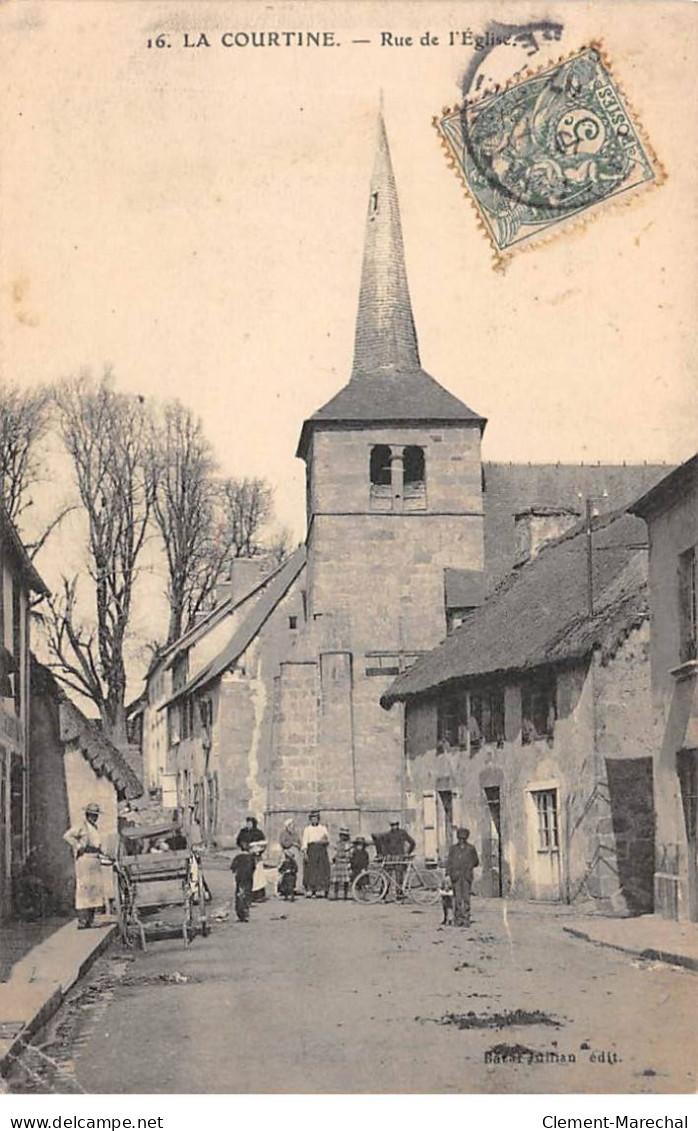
[301, 811, 330, 897]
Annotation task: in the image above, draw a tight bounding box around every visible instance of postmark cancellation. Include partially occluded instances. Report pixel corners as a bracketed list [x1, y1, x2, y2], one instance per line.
[436, 45, 665, 263]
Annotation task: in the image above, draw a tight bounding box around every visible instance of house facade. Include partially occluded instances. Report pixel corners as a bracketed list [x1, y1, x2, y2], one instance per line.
[382, 512, 655, 913]
[0, 506, 48, 920]
[630, 455, 698, 921]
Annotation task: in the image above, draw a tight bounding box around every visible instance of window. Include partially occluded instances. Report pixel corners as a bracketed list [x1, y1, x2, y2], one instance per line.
[167, 703, 181, 748]
[289, 615, 298, 630]
[437, 689, 468, 750]
[678, 546, 698, 664]
[521, 672, 556, 744]
[403, 446, 426, 511]
[370, 445, 392, 487]
[532, 789, 560, 852]
[468, 687, 505, 752]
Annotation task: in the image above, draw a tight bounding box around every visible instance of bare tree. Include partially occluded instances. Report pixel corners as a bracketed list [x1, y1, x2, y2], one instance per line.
[265, 525, 294, 567]
[147, 401, 221, 644]
[0, 379, 51, 521]
[220, 477, 274, 559]
[42, 370, 153, 741]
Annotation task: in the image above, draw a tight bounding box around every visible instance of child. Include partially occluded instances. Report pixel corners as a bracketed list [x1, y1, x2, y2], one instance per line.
[439, 875, 454, 926]
[230, 846, 256, 922]
[331, 828, 352, 900]
[277, 850, 298, 901]
[349, 836, 370, 896]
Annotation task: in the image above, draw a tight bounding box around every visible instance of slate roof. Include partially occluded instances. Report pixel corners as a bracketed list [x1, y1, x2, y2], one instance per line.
[296, 371, 485, 459]
[161, 546, 307, 707]
[296, 116, 485, 461]
[629, 453, 698, 520]
[482, 462, 672, 591]
[381, 510, 649, 707]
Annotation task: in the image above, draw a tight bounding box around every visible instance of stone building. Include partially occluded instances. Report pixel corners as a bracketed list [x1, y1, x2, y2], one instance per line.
[381, 511, 655, 912]
[629, 454, 698, 921]
[149, 552, 306, 845]
[0, 505, 48, 920]
[138, 114, 670, 854]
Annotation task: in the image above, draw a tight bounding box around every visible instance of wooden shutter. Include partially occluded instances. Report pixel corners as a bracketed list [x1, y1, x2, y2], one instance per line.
[423, 790, 437, 863]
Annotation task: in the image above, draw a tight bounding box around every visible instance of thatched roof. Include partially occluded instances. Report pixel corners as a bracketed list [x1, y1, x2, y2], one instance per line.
[381, 510, 649, 707]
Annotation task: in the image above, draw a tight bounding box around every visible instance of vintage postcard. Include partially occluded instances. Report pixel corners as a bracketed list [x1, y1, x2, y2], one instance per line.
[0, 0, 697, 1101]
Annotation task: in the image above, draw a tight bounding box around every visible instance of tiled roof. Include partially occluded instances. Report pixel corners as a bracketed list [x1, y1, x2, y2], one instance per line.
[381, 510, 649, 706]
[161, 546, 307, 706]
[483, 462, 672, 590]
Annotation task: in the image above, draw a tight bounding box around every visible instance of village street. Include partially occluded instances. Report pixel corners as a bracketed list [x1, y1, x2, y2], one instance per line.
[6, 859, 697, 1096]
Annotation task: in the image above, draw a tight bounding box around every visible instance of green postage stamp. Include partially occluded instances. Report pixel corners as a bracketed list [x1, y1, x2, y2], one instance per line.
[436, 46, 664, 263]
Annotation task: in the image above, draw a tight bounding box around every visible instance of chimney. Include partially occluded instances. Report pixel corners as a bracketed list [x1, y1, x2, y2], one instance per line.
[514, 507, 581, 566]
[214, 556, 274, 608]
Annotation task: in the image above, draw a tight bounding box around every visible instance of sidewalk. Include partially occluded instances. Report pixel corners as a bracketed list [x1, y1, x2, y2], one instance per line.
[0, 917, 69, 983]
[0, 919, 115, 1078]
[563, 913, 698, 971]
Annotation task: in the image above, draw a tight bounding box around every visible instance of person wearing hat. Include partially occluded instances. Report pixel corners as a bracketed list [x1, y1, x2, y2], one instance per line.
[330, 828, 352, 900]
[381, 819, 416, 896]
[349, 836, 370, 892]
[63, 802, 109, 929]
[445, 828, 480, 927]
[301, 811, 330, 897]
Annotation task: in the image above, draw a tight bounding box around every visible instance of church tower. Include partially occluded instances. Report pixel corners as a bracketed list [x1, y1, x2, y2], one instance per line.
[273, 114, 486, 836]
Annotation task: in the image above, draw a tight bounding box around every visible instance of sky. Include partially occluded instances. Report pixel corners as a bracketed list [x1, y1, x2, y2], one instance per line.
[1, 0, 697, 673]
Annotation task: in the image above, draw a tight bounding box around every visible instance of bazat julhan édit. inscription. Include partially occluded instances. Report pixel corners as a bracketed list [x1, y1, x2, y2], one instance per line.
[145, 29, 517, 49]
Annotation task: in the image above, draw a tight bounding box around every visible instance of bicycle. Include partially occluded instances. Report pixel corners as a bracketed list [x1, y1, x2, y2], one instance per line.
[351, 855, 442, 905]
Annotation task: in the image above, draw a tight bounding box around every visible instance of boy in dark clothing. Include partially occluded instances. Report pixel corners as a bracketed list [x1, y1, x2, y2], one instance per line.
[277, 850, 298, 901]
[445, 827, 480, 927]
[231, 847, 256, 921]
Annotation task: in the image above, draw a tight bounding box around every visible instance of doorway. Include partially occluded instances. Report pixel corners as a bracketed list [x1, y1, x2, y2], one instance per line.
[437, 790, 454, 859]
[678, 750, 698, 922]
[528, 786, 562, 901]
[483, 786, 503, 897]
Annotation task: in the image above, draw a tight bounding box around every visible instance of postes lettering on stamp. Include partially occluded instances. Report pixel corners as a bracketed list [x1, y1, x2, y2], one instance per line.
[437, 45, 664, 262]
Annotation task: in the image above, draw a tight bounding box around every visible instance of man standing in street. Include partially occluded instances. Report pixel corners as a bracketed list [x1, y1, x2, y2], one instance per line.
[381, 819, 416, 896]
[446, 827, 480, 927]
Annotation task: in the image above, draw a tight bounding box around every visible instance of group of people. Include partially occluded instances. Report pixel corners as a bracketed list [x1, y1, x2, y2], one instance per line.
[63, 801, 480, 933]
[231, 811, 375, 919]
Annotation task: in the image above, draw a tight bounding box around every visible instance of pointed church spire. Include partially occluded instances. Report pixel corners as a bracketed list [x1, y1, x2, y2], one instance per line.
[352, 112, 421, 377]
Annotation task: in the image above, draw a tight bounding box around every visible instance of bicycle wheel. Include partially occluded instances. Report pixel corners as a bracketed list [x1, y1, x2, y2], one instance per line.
[405, 866, 442, 905]
[352, 869, 388, 904]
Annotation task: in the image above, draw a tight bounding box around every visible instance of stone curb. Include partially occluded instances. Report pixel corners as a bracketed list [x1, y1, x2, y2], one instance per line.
[0, 923, 116, 1079]
[563, 925, 698, 973]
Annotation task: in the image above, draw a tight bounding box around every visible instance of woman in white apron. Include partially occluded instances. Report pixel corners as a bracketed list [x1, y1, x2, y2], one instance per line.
[63, 802, 108, 928]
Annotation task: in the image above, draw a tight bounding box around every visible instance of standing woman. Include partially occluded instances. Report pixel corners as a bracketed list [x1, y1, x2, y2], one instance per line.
[301, 811, 330, 898]
[63, 802, 109, 928]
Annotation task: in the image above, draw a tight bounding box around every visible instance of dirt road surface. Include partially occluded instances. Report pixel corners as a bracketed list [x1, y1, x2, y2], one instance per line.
[7, 860, 697, 1094]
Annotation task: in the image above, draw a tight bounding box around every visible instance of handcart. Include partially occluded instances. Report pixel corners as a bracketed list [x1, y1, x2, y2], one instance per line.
[114, 821, 210, 949]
